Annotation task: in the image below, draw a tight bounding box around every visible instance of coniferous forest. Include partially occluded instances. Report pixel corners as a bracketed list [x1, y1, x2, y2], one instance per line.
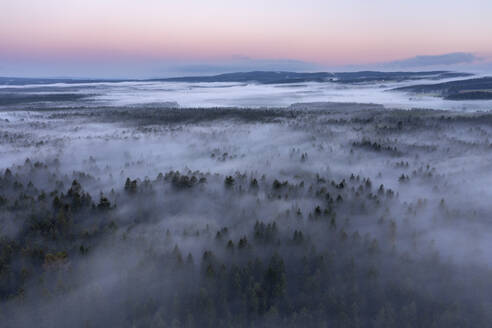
[1, 106, 492, 327]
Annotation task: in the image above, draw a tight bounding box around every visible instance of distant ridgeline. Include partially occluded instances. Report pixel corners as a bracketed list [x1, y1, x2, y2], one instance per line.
[0, 70, 471, 86]
[152, 71, 471, 84]
[0, 77, 123, 85]
[393, 77, 492, 100]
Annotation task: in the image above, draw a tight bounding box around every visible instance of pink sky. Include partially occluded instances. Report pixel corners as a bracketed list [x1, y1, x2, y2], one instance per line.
[1, 0, 491, 77]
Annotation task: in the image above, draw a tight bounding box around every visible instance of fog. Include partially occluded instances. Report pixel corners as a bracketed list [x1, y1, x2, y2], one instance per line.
[1, 82, 492, 327]
[2, 77, 492, 111]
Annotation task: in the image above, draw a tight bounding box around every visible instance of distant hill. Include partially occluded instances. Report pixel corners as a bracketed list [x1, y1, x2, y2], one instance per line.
[0, 77, 123, 85]
[0, 70, 472, 86]
[393, 77, 492, 100]
[153, 71, 334, 83]
[153, 70, 471, 84]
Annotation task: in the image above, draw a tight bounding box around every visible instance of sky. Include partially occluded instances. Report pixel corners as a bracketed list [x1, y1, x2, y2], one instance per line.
[1, 0, 491, 78]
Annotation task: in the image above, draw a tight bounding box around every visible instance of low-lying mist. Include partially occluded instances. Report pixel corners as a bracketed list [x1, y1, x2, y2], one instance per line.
[1, 104, 492, 327]
[2, 78, 492, 111]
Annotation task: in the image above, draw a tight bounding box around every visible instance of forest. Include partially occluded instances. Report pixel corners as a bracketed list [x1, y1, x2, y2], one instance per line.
[0, 104, 492, 327]
[393, 77, 492, 100]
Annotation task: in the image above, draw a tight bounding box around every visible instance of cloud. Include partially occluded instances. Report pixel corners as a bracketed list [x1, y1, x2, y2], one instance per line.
[385, 52, 478, 68]
[333, 52, 491, 73]
[169, 57, 322, 76]
[0, 56, 322, 79]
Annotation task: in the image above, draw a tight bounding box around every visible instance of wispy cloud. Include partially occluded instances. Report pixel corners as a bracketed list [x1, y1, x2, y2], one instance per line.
[171, 57, 322, 76]
[333, 52, 492, 73]
[384, 52, 478, 68]
[0, 56, 322, 79]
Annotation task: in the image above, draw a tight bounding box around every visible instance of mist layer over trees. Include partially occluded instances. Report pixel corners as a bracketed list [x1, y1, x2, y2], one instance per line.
[1, 104, 492, 327]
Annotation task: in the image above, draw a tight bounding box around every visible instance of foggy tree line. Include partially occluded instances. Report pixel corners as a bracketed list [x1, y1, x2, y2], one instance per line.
[0, 157, 491, 327]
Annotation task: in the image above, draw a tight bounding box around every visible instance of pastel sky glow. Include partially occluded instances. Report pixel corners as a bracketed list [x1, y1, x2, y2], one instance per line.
[1, 0, 491, 77]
